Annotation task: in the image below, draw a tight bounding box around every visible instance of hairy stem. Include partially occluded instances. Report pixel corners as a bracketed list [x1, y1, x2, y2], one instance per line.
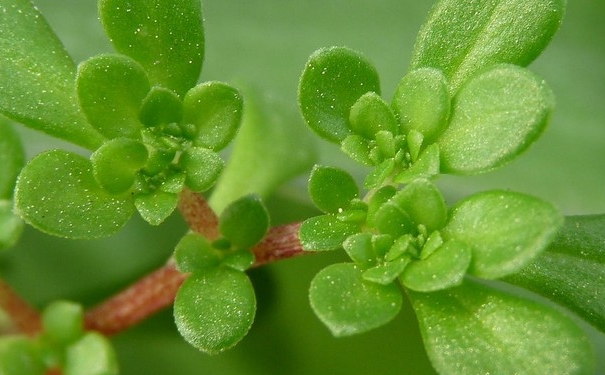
[0, 279, 42, 336]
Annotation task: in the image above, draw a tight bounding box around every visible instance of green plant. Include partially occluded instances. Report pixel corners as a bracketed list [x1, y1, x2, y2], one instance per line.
[1, 0, 604, 374]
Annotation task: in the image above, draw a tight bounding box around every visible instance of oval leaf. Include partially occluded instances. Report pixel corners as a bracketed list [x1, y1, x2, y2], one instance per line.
[299, 215, 359, 252]
[179, 147, 224, 193]
[391, 178, 447, 232]
[134, 190, 178, 226]
[14, 150, 134, 239]
[309, 263, 402, 337]
[443, 190, 563, 279]
[409, 279, 594, 375]
[99, 0, 204, 97]
[349, 92, 398, 139]
[410, 0, 565, 93]
[0, 1, 104, 149]
[64, 332, 119, 375]
[174, 233, 220, 273]
[77, 54, 150, 139]
[299, 46, 380, 143]
[174, 267, 256, 354]
[91, 138, 148, 194]
[308, 165, 359, 214]
[439, 65, 554, 175]
[42, 301, 84, 346]
[183, 82, 243, 151]
[139, 86, 183, 128]
[0, 119, 25, 199]
[218, 194, 269, 248]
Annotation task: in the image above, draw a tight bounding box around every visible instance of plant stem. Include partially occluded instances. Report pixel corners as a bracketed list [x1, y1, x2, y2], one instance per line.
[0, 279, 42, 336]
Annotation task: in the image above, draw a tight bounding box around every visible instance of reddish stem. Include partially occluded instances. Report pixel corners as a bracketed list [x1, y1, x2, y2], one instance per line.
[177, 189, 220, 240]
[0, 279, 42, 336]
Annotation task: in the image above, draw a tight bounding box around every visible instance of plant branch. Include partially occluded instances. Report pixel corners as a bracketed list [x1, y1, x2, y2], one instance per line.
[0, 279, 42, 336]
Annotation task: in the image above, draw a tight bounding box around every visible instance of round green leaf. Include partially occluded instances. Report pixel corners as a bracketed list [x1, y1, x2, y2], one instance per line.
[91, 138, 148, 194]
[349, 92, 398, 139]
[362, 257, 410, 285]
[309, 263, 402, 337]
[308, 165, 358, 214]
[299, 215, 359, 252]
[341, 135, 374, 166]
[0, 336, 45, 375]
[134, 190, 178, 226]
[299, 46, 381, 143]
[374, 201, 415, 237]
[410, 0, 566, 93]
[443, 190, 563, 279]
[218, 195, 269, 248]
[99, 0, 204, 97]
[391, 178, 447, 232]
[76, 54, 149, 139]
[401, 239, 471, 292]
[438, 64, 554, 175]
[174, 267, 256, 354]
[0, 200, 24, 250]
[392, 68, 450, 143]
[139, 87, 183, 128]
[409, 279, 594, 375]
[64, 332, 118, 375]
[179, 147, 224, 193]
[42, 301, 84, 346]
[183, 82, 244, 151]
[14, 150, 134, 239]
[0, 119, 25, 199]
[343, 233, 376, 268]
[174, 233, 220, 273]
[0, 1, 104, 150]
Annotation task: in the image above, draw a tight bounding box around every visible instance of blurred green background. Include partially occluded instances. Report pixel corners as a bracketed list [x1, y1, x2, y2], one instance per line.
[2, 0, 604, 374]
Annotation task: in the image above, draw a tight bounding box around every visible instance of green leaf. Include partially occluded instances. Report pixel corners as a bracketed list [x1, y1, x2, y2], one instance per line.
[134, 190, 178, 226]
[0, 336, 45, 375]
[76, 54, 149, 139]
[401, 240, 471, 292]
[0, 200, 24, 250]
[364, 158, 395, 189]
[390, 178, 447, 232]
[308, 165, 358, 214]
[219, 195, 269, 248]
[14, 150, 134, 239]
[0, 0, 104, 150]
[183, 82, 244, 151]
[91, 138, 148, 194]
[362, 257, 410, 285]
[392, 68, 450, 143]
[505, 214, 605, 334]
[222, 249, 255, 272]
[64, 332, 119, 375]
[42, 301, 84, 345]
[374, 201, 415, 237]
[349, 92, 398, 139]
[410, 0, 566, 93]
[179, 147, 224, 192]
[394, 143, 440, 183]
[341, 135, 374, 166]
[443, 190, 562, 279]
[0, 119, 25, 199]
[409, 279, 594, 375]
[174, 267, 256, 354]
[343, 233, 375, 268]
[438, 64, 554, 175]
[309, 263, 402, 337]
[174, 233, 220, 273]
[299, 46, 381, 143]
[366, 185, 397, 228]
[99, 0, 204, 97]
[139, 87, 183, 128]
[299, 215, 359, 252]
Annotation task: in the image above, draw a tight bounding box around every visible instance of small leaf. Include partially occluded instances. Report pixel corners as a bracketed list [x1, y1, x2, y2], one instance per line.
[395, 143, 440, 183]
[15, 150, 134, 239]
[222, 249, 255, 272]
[401, 240, 471, 292]
[218, 194, 269, 248]
[42, 301, 84, 345]
[309, 263, 402, 336]
[174, 267, 256, 354]
[364, 158, 395, 189]
[374, 201, 415, 237]
[343, 233, 375, 268]
[392, 68, 450, 143]
[91, 138, 148, 194]
[134, 190, 178, 226]
[99, 0, 204, 96]
[183, 82, 244, 151]
[64, 332, 119, 375]
[438, 64, 554, 175]
[366, 185, 397, 228]
[174, 233, 220, 273]
[409, 279, 594, 375]
[390, 178, 447, 232]
[308, 165, 359, 214]
[443, 190, 563, 279]
[0, 336, 45, 375]
[0, 200, 24, 250]
[179, 147, 224, 192]
[0, 119, 25, 199]
[410, 0, 566, 93]
[363, 257, 410, 285]
[299, 46, 380, 143]
[0, 0, 104, 150]
[299, 215, 359, 252]
[139, 87, 183, 128]
[349, 92, 398, 139]
[76, 54, 150, 139]
[341, 135, 374, 166]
